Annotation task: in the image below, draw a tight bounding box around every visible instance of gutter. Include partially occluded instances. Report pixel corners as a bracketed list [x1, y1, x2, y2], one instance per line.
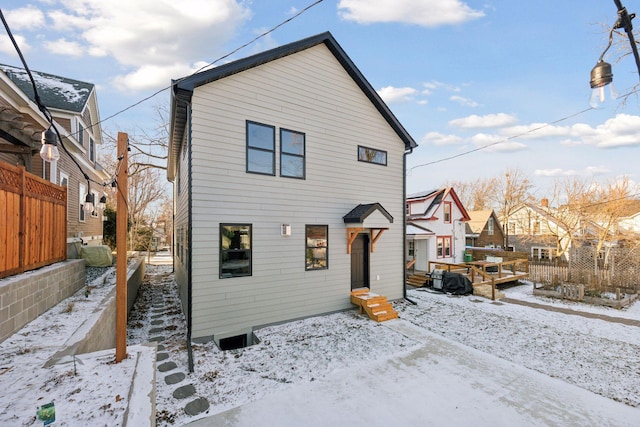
[403, 148, 417, 306]
[186, 101, 195, 373]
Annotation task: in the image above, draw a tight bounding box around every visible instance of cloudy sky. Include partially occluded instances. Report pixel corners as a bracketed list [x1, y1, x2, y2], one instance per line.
[1, 0, 639, 195]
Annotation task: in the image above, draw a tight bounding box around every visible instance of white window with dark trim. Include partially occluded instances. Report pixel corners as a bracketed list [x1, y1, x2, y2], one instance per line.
[488, 216, 494, 235]
[358, 145, 387, 165]
[246, 121, 275, 175]
[436, 236, 451, 258]
[220, 224, 252, 278]
[280, 128, 305, 178]
[306, 225, 328, 270]
[79, 183, 86, 222]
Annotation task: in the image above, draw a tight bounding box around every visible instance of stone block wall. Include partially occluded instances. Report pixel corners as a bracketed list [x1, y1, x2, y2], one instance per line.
[0, 259, 85, 343]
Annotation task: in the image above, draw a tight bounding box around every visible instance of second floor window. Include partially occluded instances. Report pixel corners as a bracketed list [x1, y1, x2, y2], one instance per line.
[358, 145, 387, 166]
[280, 129, 305, 178]
[89, 138, 95, 163]
[443, 202, 451, 223]
[246, 121, 275, 175]
[488, 217, 494, 235]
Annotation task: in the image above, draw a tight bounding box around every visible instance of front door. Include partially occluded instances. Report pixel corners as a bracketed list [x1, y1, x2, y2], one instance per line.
[351, 233, 370, 290]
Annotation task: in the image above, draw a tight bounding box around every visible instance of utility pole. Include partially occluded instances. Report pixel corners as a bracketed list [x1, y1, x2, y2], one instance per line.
[115, 132, 128, 362]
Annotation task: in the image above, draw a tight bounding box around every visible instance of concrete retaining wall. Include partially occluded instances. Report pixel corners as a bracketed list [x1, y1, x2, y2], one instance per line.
[0, 259, 85, 344]
[45, 257, 145, 366]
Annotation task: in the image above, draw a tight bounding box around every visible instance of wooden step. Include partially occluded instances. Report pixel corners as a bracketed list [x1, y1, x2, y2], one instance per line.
[350, 289, 398, 322]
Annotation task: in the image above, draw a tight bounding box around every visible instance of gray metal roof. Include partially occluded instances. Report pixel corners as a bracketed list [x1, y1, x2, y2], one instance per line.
[343, 203, 394, 224]
[0, 64, 93, 113]
[168, 31, 417, 180]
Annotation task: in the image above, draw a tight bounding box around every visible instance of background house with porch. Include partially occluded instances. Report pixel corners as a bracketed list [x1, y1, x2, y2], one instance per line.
[406, 187, 470, 272]
[167, 32, 416, 349]
[0, 65, 108, 255]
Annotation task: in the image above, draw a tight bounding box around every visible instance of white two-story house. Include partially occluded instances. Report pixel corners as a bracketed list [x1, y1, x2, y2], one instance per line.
[168, 32, 417, 349]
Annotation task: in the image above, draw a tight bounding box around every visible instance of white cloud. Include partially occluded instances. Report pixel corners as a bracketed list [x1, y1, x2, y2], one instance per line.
[534, 166, 610, 177]
[0, 34, 30, 56]
[449, 95, 480, 108]
[4, 6, 45, 30]
[423, 80, 460, 94]
[449, 113, 517, 129]
[112, 63, 201, 91]
[421, 131, 463, 146]
[338, 0, 484, 27]
[44, 0, 251, 91]
[377, 86, 417, 103]
[44, 38, 85, 57]
[582, 114, 640, 148]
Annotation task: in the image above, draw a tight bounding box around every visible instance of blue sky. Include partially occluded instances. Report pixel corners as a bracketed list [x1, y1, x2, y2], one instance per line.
[1, 0, 638, 196]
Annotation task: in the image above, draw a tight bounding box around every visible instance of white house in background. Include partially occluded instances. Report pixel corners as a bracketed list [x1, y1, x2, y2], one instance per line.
[406, 188, 470, 271]
[167, 32, 417, 349]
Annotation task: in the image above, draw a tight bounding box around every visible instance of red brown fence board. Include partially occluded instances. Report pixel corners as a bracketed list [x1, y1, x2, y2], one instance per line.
[0, 162, 66, 279]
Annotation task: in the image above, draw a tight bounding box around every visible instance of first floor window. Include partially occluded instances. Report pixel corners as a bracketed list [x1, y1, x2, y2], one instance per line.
[220, 224, 252, 278]
[408, 241, 415, 257]
[436, 236, 451, 258]
[79, 183, 86, 222]
[306, 225, 328, 270]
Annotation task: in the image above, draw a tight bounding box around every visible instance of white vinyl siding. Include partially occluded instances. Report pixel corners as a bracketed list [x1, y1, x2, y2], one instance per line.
[188, 45, 405, 340]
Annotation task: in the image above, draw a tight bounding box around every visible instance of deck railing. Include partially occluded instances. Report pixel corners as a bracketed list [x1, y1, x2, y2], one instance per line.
[0, 162, 67, 279]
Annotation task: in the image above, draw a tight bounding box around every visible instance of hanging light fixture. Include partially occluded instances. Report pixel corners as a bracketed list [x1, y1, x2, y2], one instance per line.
[39, 127, 60, 162]
[589, 60, 618, 108]
[110, 180, 118, 194]
[98, 194, 107, 210]
[590, 1, 640, 107]
[83, 193, 95, 213]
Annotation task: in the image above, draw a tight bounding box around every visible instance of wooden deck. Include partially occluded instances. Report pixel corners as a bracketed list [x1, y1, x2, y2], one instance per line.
[407, 258, 529, 300]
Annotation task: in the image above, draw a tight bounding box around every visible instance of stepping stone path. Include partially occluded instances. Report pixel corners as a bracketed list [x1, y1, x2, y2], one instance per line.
[127, 269, 210, 421]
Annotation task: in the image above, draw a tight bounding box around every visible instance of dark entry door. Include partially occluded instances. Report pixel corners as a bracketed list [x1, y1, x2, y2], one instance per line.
[351, 234, 370, 290]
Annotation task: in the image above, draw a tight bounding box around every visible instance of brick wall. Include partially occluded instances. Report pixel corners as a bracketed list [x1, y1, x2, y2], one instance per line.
[0, 259, 85, 343]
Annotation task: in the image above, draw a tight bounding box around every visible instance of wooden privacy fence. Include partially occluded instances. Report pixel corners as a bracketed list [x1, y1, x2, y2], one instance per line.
[0, 162, 67, 279]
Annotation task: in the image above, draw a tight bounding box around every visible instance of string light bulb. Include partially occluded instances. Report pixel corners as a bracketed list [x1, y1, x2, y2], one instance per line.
[39, 127, 60, 162]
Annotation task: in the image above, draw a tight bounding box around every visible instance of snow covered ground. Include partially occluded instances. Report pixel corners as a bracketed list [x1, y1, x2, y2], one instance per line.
[1, 262, 639, 426]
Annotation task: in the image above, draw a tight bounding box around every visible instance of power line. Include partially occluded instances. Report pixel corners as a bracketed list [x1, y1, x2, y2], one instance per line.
[407, 88, 640, 175]
[88, 0, 326, 131]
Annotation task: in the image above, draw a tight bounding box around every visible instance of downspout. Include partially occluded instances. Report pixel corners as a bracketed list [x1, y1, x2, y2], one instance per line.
[186, 101, 194, 373]
[403, 148, 417, 305]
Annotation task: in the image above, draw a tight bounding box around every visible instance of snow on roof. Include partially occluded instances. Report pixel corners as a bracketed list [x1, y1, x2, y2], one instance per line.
[0, 64, 93, 113]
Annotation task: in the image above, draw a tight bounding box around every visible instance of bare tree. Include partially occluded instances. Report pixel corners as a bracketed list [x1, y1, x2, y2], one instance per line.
[491, 168, 533, 248]
[446, 177, 498, 211]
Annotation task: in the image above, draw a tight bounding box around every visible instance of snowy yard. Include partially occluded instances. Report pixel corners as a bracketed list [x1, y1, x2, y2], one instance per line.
[1, 263, 639, 426]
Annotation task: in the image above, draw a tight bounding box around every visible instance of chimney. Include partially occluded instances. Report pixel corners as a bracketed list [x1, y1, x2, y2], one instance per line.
[541, 198, 549, 208]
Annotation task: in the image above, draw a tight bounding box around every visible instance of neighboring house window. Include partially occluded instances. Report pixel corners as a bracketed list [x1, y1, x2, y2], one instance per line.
[89, 137, 95, 163]
[358, 145, 387, 166]
[220, 224, 252, 278]
[533, 220, 541, 234]
[59, 171, 69, 219]
[280, 128, 305, 179]
[443, 202, 451, 223]
[437, 236, 452, 258]
[408, 241, 415, 257]
[305, 225, 328, 270]
[246, 121, 275, 175]
[90, 190, 99, 217]
[488, 217, 494, 235]
[507, 222, 516, 235]
[78, 122, 84, 146]
[79, 183, 86, 222]
[531, 247, 556, 260]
